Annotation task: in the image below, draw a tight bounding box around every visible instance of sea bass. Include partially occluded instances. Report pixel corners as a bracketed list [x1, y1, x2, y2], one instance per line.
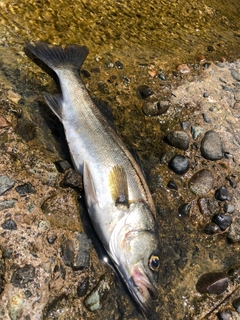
[26, 41, 160, 313]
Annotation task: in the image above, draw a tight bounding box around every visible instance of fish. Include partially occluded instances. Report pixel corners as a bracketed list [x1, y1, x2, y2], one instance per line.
[26, 41, 160, 314]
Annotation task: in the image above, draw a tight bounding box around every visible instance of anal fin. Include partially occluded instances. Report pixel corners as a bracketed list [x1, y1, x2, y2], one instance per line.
[109, 165, 129, 207]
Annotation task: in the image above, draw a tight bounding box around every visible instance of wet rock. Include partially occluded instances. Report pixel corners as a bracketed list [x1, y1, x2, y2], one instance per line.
[55, 160, 71, 173]
[158, 71, 166, 80]
[217, 311, 231, 320]
[196, 272, 228, 294]
[204, 223, 220, 235]
[84, 273, 114, 311]
[167, 180, 178, 190]
[168, 155, 190, 175]
[212, 214, 232, 231]
[7, 293, 24, 320]
[24, 290, 32, 298]
[232, 297, 240, 312]
[224, 203, 235, 214]
[178, 203, 191, 217]
[142, 100, 170, 116]
[165, 131, 190, 151]
[226, 176, 237, 189]
[189, 170, 214, 196]
[0, 200, 17, 211]
[1, 219, 17, 230]
[230, 69, 240, 81]
[15, 118, 36, 142]
[198, 198, 212, 216]
[10, 264, 35, 288]
[98, 81, 109, 94]
[215, 187, 231, 201]
[46, 231, 58, 244]
[177, 64, 190, 74]
[180, 121, 191, 130]
[15, 183, 36, 195]
[61, 232, 90, 270]
[203, 92, 209, 98]
[77, 277, 89, 297]
[115, 60, 123, 69]
[191, 126, 204, 140]
[202, 113, 211, 123]
[200, 130, 223, 160]
[138, 85, 154, 99]
[0, 175, 15, 195]
[61, 169, 83, 190]
[227, 217, 240, 243]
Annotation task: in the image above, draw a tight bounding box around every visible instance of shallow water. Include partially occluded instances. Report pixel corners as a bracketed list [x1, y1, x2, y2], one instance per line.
[0, 1, 240, 319]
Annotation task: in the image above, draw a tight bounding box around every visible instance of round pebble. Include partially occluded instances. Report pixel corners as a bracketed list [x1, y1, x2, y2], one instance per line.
[189, 170, 214, 196]
[212, 214, 232, 231]
[167, 180, 178, 190]
[115, 60, 123, 69]
[230, 69, 240, 82]
[200, 130, 223, 160]
[138, 85, 154, 99]
[196, 272, 228, 294]
[168, 155, 190, 175]
[227, 217, 240, 243]
[180, 121, 191, 130]
[204, 223, 220, 235]
[165, 131, 190, 151]
[10, 264, 35, 288]
[215, 187, 231, 201]
[178, 203, 191, 217]
[224, 203, 235, 214]
[232, 297, 240, 312]
[7, 293, 24, 320]
[217, 311, 231, 320]
[142, 100, 170, 116]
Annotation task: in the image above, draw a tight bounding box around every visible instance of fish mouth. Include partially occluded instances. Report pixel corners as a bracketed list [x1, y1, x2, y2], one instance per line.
[129, 263, 158, 313]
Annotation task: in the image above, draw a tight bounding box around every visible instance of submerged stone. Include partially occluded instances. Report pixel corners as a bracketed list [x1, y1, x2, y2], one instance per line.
[169, 155, 190, 175]
[227, 217, 240, 243]
[165, 131, 190, 151]
[200, 130, 223, 160]
[215, 187, 231, 201]
[212, 214, 232, 231]
[189, 169, 214, 196]
[0, 175, 15, 196]
[196, 272, 228, 294]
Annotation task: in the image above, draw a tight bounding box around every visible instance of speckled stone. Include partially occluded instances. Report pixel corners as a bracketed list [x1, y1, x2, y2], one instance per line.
[10, 264, 35, 288]
[191, 126, 204, 140]
[212, 214, 232, 231]
[165, 131, 190, 151]
[215, 187, 231, 201]
[7, 293, 24, 320]
[168, 155, 190, 175]
[189, 170, 214, 196]
[227, 217, 240, 243]
[0, 175, 15, 196]
[200, 130, 223, 160]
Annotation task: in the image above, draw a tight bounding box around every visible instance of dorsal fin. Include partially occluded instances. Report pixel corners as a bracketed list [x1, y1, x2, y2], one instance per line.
[108, 165, 129, 207]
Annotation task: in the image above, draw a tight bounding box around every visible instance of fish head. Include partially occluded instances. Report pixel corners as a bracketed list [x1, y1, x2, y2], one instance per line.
[110, 202, 160, 314]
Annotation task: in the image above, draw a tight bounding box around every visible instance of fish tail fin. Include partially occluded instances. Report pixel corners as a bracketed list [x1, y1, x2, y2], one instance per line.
[26, 41, 89, 72]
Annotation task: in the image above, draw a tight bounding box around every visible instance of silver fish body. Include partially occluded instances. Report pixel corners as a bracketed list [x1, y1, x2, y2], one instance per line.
[26, 41, 160, 313]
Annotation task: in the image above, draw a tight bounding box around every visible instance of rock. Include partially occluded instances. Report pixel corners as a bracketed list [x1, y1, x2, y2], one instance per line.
[177, 64, 190, 74]
[217, 311, 231, 320]
[191, 126, 204, 140]
[138, 85, 154, 99]
[38, 220, 51, 231]
[224, 203, 235, 214]
[55, 160, 71, 173]
[180, 121, 191, 130]
[0, 115, 10, 128]
[165, 131, 190, 151]
[202, 113, 211, 123]
[215, 187, 231, 201]
[178, 203, 191, 217]
[81, 69, 91, 77]
[0, 175, 15, 195]
[84, 273, 114, 311]
[15, 118, 36, 142]
[232, 297, 240, 312]
[7, 293, 24, 320]
[0, 200, 17, 211]
[189, 170, 214, 196]
[46, 231, 58, 244]
[61, 169, 83, 190]
[212, 214, 232, 231]
[115, 60, 123, 69]
[142, 100, 170, 116]
[1, 219, 17, 230]
[77, 277, 89, 297]
[158, 71, 166, 80]
[196, 272, 228, 294]
[230, 69, 240, 81]
[15, 183, 36, 195]
[204, 223, 220, 235]
[10, 264, 35, 288]
[98, 81, 109, 94]
[168, 155, 190, 175]
[7, 90, 21, 104]
[167, 180, 178, 190]
[227, 217, 240, 243]
[200, 130, 223, 160]
[61, 232, 90, 270]
[24, 290, 32, 298]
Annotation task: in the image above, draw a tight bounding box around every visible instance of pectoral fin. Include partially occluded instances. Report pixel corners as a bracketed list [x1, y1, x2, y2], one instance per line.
[83, 163, 98, 207]
[44, 92, 63, 121]
[109, 165, 129, 207]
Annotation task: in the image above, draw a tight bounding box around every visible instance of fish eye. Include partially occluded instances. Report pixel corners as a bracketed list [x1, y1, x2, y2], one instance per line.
[149, 255, 160, 271]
